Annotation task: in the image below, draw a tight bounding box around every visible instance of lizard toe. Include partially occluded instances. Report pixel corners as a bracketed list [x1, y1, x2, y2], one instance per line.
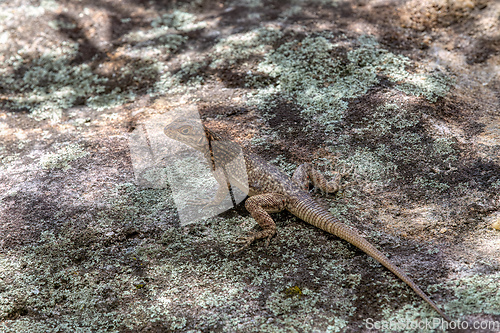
[231, 236, 256, 254]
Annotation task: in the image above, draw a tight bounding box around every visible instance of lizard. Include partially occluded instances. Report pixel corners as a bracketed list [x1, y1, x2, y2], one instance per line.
[163, 117, 451, 321]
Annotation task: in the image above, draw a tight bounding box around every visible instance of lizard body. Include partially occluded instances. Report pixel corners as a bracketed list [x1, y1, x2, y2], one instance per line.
[164, 118, 450, 321]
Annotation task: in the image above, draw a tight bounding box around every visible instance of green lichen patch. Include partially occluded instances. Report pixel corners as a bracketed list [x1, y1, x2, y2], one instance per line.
[445, 272, 500, 316]
[118, 10, 203, 61]
[143, 219, 361, 332]
[0, 231, 125, 331]
[0, 49, 137, 121]
[47, 18, 77, 31]
[0, 5, 198, 122]
[331, 100, 462, 199]
[102, 182, 175, 228]
[0, 182, 176, 331]
[247, 34, 453, 131]
[377, 271, 500, 332]
[122, 26, 188, 53]
[0, 178, 367, 332]
[1, 0, 498, 331]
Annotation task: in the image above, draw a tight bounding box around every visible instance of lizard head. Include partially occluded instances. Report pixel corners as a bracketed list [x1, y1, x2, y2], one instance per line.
[164, 118, 209, 152]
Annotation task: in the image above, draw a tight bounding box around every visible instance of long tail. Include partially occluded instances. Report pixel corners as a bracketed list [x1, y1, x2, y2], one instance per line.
[290, 197, 450, 321]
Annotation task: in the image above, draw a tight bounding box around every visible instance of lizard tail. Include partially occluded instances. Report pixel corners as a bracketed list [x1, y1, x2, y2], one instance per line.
[291, 197, 451, 321]
[334, 222, 451, 321]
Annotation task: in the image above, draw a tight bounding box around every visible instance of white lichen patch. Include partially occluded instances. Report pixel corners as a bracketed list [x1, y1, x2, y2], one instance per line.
[47, 19, 77, 31]
[397, 73, 453, 102]
[0, 233, 128, 332]
[0, 146, 20, 171]
[151, 10, 207, 32]
[122, 10, 201, 56]
[265, 288, 348, 331]
[230, 0, 264, 8]
[210, 27, 283, 68]
[39, 143, 89, 170]
[123, 29, 187, 51]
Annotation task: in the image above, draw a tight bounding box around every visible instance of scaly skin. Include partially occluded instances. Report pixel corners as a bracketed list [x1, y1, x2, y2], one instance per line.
[164, 118, 450, 321]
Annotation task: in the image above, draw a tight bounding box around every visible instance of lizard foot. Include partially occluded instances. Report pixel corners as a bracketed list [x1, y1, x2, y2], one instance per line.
[337, 165, 357, 191]
[326, 164, 355, 194]
[339, 164, 355, 177]
[231, 230, 275, 254]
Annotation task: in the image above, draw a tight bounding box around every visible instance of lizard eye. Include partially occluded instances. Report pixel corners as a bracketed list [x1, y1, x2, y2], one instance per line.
[179, 126, 191, 135]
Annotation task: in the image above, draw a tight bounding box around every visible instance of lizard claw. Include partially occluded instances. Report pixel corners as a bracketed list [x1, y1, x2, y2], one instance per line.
[232, 234, 253, 244]
[340, 165, 355, 177]
[264, 234, 273, 247]
[232, 235, 256, 254]
[231, 230, 275, 254]
[338, 166, 357, 191]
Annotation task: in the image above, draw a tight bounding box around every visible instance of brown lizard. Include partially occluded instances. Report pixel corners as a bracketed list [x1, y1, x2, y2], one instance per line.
[163, 117, 450, 321]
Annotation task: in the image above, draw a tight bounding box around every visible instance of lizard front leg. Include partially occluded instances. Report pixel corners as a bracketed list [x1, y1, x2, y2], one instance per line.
[292, 162, 351, 194]
[233, 193, 288, 253]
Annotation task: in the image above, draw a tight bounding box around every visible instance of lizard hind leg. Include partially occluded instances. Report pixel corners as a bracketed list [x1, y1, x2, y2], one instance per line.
[292, 162, 352, 195]
[233, 193, 289, 254]
[291, 163, 311, 191]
